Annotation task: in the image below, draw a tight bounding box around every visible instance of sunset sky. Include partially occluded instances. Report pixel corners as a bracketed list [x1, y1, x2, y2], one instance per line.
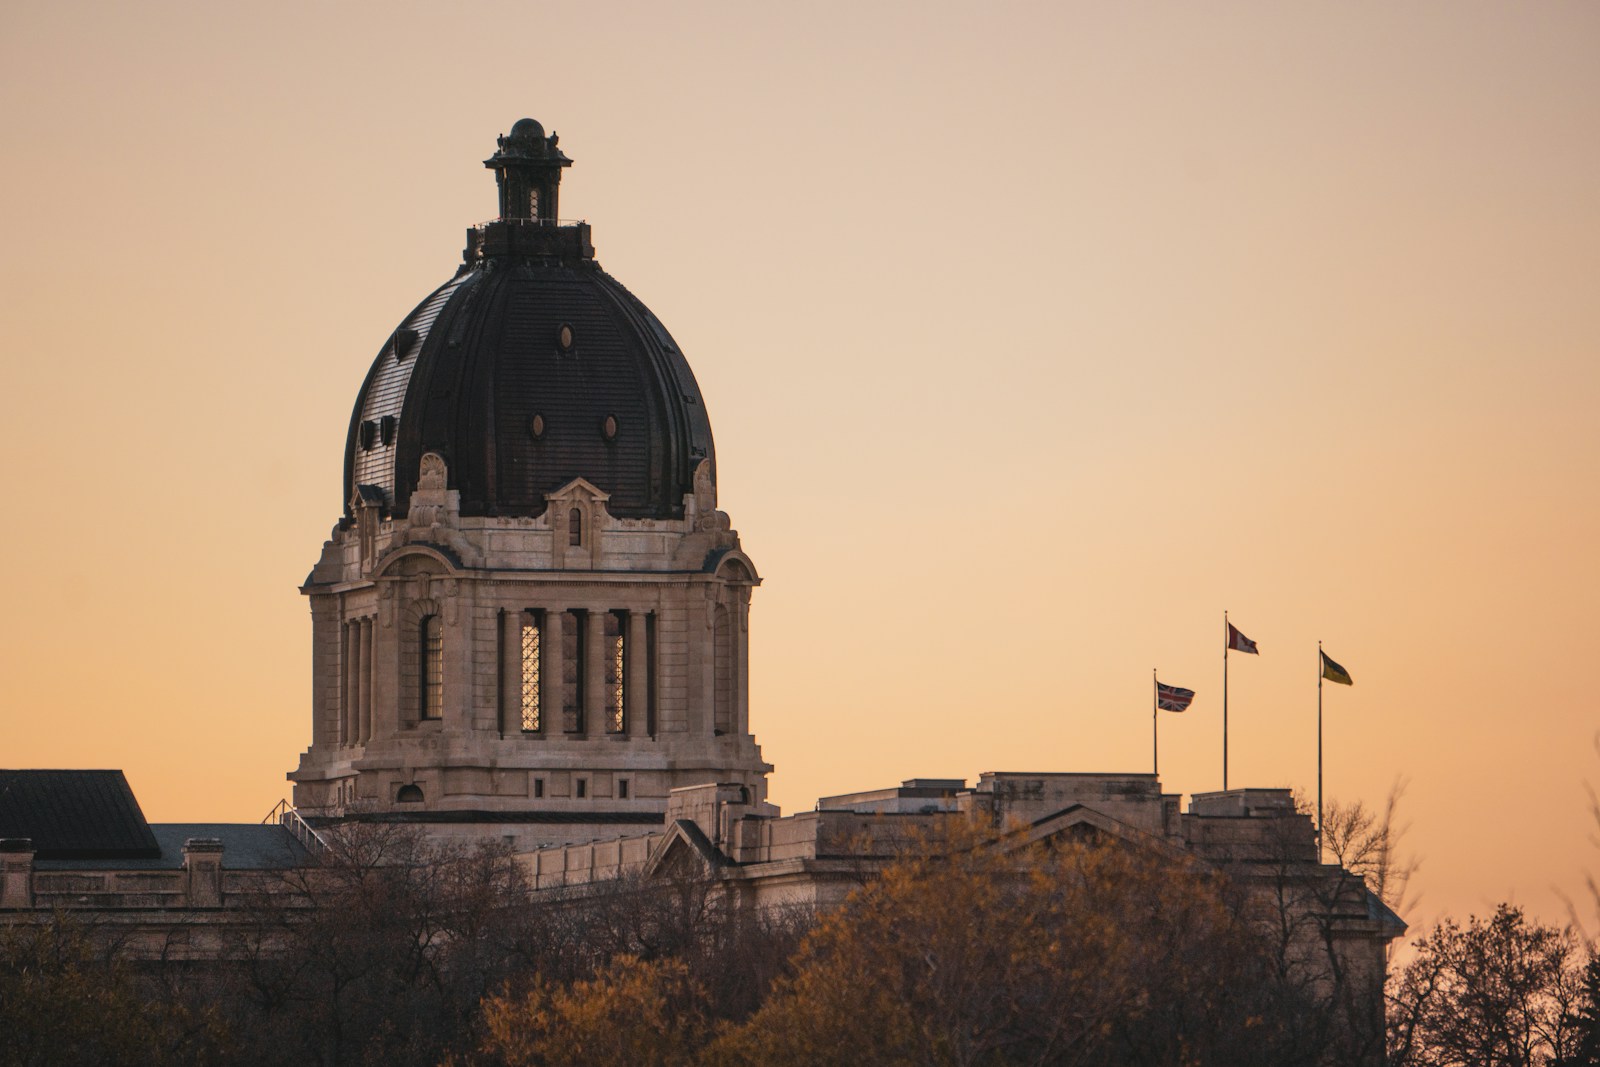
[3, 2, 1597, 932]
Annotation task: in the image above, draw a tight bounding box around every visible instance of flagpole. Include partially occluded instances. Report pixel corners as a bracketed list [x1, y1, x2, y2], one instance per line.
[1152, 668, 1158, 777]
[1317, 641, 1324, 862]
[1223, 610, 1230, 791]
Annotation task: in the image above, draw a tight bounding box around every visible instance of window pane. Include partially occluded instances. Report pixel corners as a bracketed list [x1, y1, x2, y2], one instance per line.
[605, 612, 625, 733]
[520, 617, 541, 732]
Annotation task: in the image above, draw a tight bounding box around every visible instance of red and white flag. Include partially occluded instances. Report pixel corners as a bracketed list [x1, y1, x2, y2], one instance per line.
[1226, 622, 1258, 655]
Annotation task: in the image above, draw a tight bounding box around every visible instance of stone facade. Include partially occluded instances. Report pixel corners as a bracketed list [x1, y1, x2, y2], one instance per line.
[514, 771, 1401, 1045]
[289, 452, 773, 851]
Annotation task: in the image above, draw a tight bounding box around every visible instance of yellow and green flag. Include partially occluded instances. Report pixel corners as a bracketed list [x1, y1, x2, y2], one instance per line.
[1320, 650, 1353, 686]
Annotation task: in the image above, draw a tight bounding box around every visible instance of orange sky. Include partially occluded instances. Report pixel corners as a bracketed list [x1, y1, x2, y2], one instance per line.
[3, 2, 1598, 933]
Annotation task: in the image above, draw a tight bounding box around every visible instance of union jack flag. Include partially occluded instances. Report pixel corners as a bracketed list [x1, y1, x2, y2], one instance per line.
[1156, 681, 1195, 712]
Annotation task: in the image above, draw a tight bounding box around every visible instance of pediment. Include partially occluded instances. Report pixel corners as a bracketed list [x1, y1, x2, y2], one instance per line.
[544, 477, 611, 504]
[371, 543, 462, 578]
[642, 819, 727, 880]
[1002, 804, 1186, 861]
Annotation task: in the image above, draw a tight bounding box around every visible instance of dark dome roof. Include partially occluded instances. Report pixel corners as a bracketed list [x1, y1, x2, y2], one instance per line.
[343, 121, 714, 521]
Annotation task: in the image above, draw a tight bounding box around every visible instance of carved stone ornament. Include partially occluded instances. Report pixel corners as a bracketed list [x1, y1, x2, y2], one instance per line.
[692, 457, 715, 508]
[418, 453, 449, 490]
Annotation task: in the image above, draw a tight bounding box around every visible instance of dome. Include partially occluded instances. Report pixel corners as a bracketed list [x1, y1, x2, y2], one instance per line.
[343, 121, 714, 520]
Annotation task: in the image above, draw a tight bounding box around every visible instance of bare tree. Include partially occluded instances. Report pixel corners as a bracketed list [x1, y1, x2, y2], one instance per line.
[1387, 904, 1587, 1067]
[1321, 777, 1421, 927]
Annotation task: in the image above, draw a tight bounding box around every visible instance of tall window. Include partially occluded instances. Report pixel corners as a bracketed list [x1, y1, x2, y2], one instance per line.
[421, 614, 443, 720]
[520, 613, 542, 732]
[568, 507, 583, 547]
[605, 611, 625, 733]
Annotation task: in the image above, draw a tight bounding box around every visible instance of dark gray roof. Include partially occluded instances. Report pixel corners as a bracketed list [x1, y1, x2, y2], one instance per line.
[34, 824, 313, 871]
[342, 120, 715, 523]
[0, 770, 160, 859]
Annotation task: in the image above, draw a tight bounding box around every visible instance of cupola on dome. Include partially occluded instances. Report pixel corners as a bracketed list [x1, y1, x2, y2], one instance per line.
[344, 119, 715, 520]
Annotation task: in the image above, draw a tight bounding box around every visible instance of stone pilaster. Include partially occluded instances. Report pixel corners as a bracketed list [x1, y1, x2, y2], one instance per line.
[627, 609, 649, 738]
[735, 595, 750, 737]
[358, 618, 374, 743]
[182, 838, 224, 908]
[544, 607, 565, 733]
[373, 584, 400, 739]
[585, 609, 607, 739]
[343, 620, 358, 745]
[0, 840, 34, 909]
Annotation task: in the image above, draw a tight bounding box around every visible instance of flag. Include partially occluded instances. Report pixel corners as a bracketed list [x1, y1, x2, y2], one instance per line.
[1320, 651, 1353, 686]
[1226, 622, 1258, 655]
[1156, 681, 1195, 712]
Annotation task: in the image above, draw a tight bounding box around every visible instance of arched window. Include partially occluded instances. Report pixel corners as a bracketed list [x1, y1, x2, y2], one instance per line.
[568, 507, 583, 547]
[420, 614, 443, 720]
[397, 784, 424, 803]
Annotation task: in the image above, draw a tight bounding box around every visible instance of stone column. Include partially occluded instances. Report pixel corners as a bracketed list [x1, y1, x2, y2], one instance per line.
[442, 581, 471, 736]
[342, 621, 358, 746]
[585, 609, 607, 739]
[627, 610, 649, 738]
[349, 620, 364, 744]
[359, 618, 374, 743]
[734, 597, 750, 737]
[372, 585, 400, 738]
[497, 609, 514, 737]
[310, 597, 342, 749]
[544, 608, 565, 735]
[692, 596, 715, 738]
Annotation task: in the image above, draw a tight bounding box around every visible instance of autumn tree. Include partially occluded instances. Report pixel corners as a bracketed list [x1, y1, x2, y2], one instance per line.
[468, 954, 707, 1067]
[0, 914, 230, 1067]
[708, 821, 1314, 1067]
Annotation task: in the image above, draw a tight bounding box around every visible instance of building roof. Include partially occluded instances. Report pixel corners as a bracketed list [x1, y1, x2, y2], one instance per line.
[33, 824, 313, 871]
[344, 118, 715, 522]
[0, 769, 161, 860]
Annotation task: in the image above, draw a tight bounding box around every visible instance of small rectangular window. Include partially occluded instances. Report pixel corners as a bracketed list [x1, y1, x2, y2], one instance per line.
[618, 778, 630, 800]
[533, 778, 544, 799]
[576, 778, 587, 799]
